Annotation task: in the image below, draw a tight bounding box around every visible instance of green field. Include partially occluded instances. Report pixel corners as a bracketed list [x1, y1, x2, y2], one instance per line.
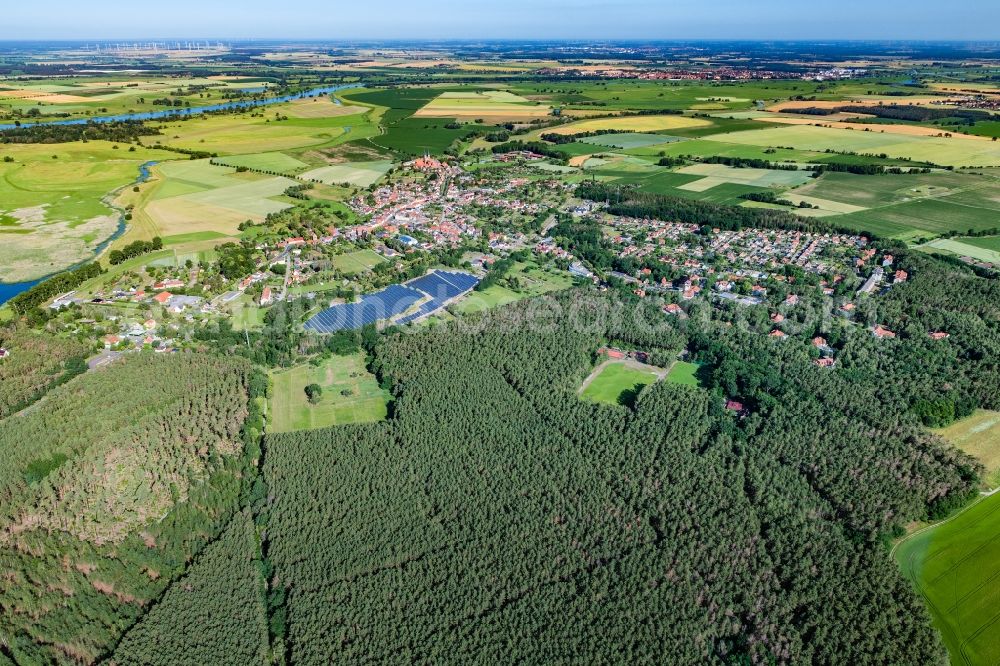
[580, 361, 662, 406]
[143, 159, 295, 237]
[896, 492, 1000, 666]
[300, 160, 393, 187]
[665, 361, 703, 387]
[792, 172, 1000, 239]
[578, 133, 681, 149]
[214, 152, 309, 173]
[330, 249, 386, 275]
[268, 354, 390, 433]
[675, 163, 814, 190]
[919, 239, 1000, 265]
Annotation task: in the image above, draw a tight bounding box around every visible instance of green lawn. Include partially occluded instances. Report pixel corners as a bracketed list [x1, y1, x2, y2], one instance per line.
[580, 362, 661, 406]
[268, 354, 389, 433]
[665, 361, 703, 387]
[330, 249, 386, 275]
[895, 492, 1000, 666]
[230, 295, 266, 332]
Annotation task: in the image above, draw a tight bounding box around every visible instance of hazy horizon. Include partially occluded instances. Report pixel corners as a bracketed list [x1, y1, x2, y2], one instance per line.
[3, 0, 996, 41]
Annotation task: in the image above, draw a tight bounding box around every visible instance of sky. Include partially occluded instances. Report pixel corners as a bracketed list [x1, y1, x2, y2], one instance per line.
[2, 0, 997, 41]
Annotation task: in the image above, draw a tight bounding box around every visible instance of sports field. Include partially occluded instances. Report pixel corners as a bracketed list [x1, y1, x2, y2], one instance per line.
[665, 361, 703, 387]
[330, 249, 386, 275]
[716, 125, 1000, 167]
[268, 354, 389, 433]
[300, 160, 393, 187]
[896, 492, 1000, 666]
[579, 360, 663, 406]
[934, 410, 1000, 488]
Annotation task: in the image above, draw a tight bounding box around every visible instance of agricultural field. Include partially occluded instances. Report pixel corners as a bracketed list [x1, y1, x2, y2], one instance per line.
[268, 353, 390, 433]
[578, 132, 683, 149]
[300, 159, 393, 186]
[330, 248, 386, 275]
[213, 152, 309, 173]
[0, 141, 174, 281]
[579, 360, 664, 406]
[674, 162, 814, 190]
[790, 171, 1000, 239]
[0, 75, 274, 120]
[716, 124, 1000, 167]
[414, 90, 552, 121]
[896, 492, 1000, 666]
[155, 110, 358, 155]
[919, 238, 1000, 265]
[536, 114, 712, 136]
[141, 159, 296, 239]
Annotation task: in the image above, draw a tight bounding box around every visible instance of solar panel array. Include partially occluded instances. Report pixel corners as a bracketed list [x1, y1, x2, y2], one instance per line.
[396, 271, 480, 325]
[304, 270, 480, 333]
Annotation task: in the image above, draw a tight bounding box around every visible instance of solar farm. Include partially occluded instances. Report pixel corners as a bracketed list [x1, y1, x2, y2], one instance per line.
[304, 270, 480, 333]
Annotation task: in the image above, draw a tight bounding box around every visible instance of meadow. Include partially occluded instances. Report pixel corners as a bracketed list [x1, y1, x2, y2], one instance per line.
[268, 353, 389, 433]
[452, 260, 574, 314]
[0, 141, 174, 281]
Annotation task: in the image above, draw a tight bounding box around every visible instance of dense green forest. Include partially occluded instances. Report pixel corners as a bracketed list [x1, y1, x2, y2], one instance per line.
[259, 250, 994, 663]
[109, 511, 270, 666]
[0, 353, 262, 664]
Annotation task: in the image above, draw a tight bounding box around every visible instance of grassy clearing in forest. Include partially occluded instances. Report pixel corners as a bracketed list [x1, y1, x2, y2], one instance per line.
[268, 354, 389, 433]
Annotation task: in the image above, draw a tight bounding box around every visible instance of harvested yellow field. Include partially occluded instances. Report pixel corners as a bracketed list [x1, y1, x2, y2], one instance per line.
[144, 198, 254, 237]
[539, 115, 711, 135]
[414, 90, 552, 120]
[0, 89, 89, 103]
[765, 97, 950, 112]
